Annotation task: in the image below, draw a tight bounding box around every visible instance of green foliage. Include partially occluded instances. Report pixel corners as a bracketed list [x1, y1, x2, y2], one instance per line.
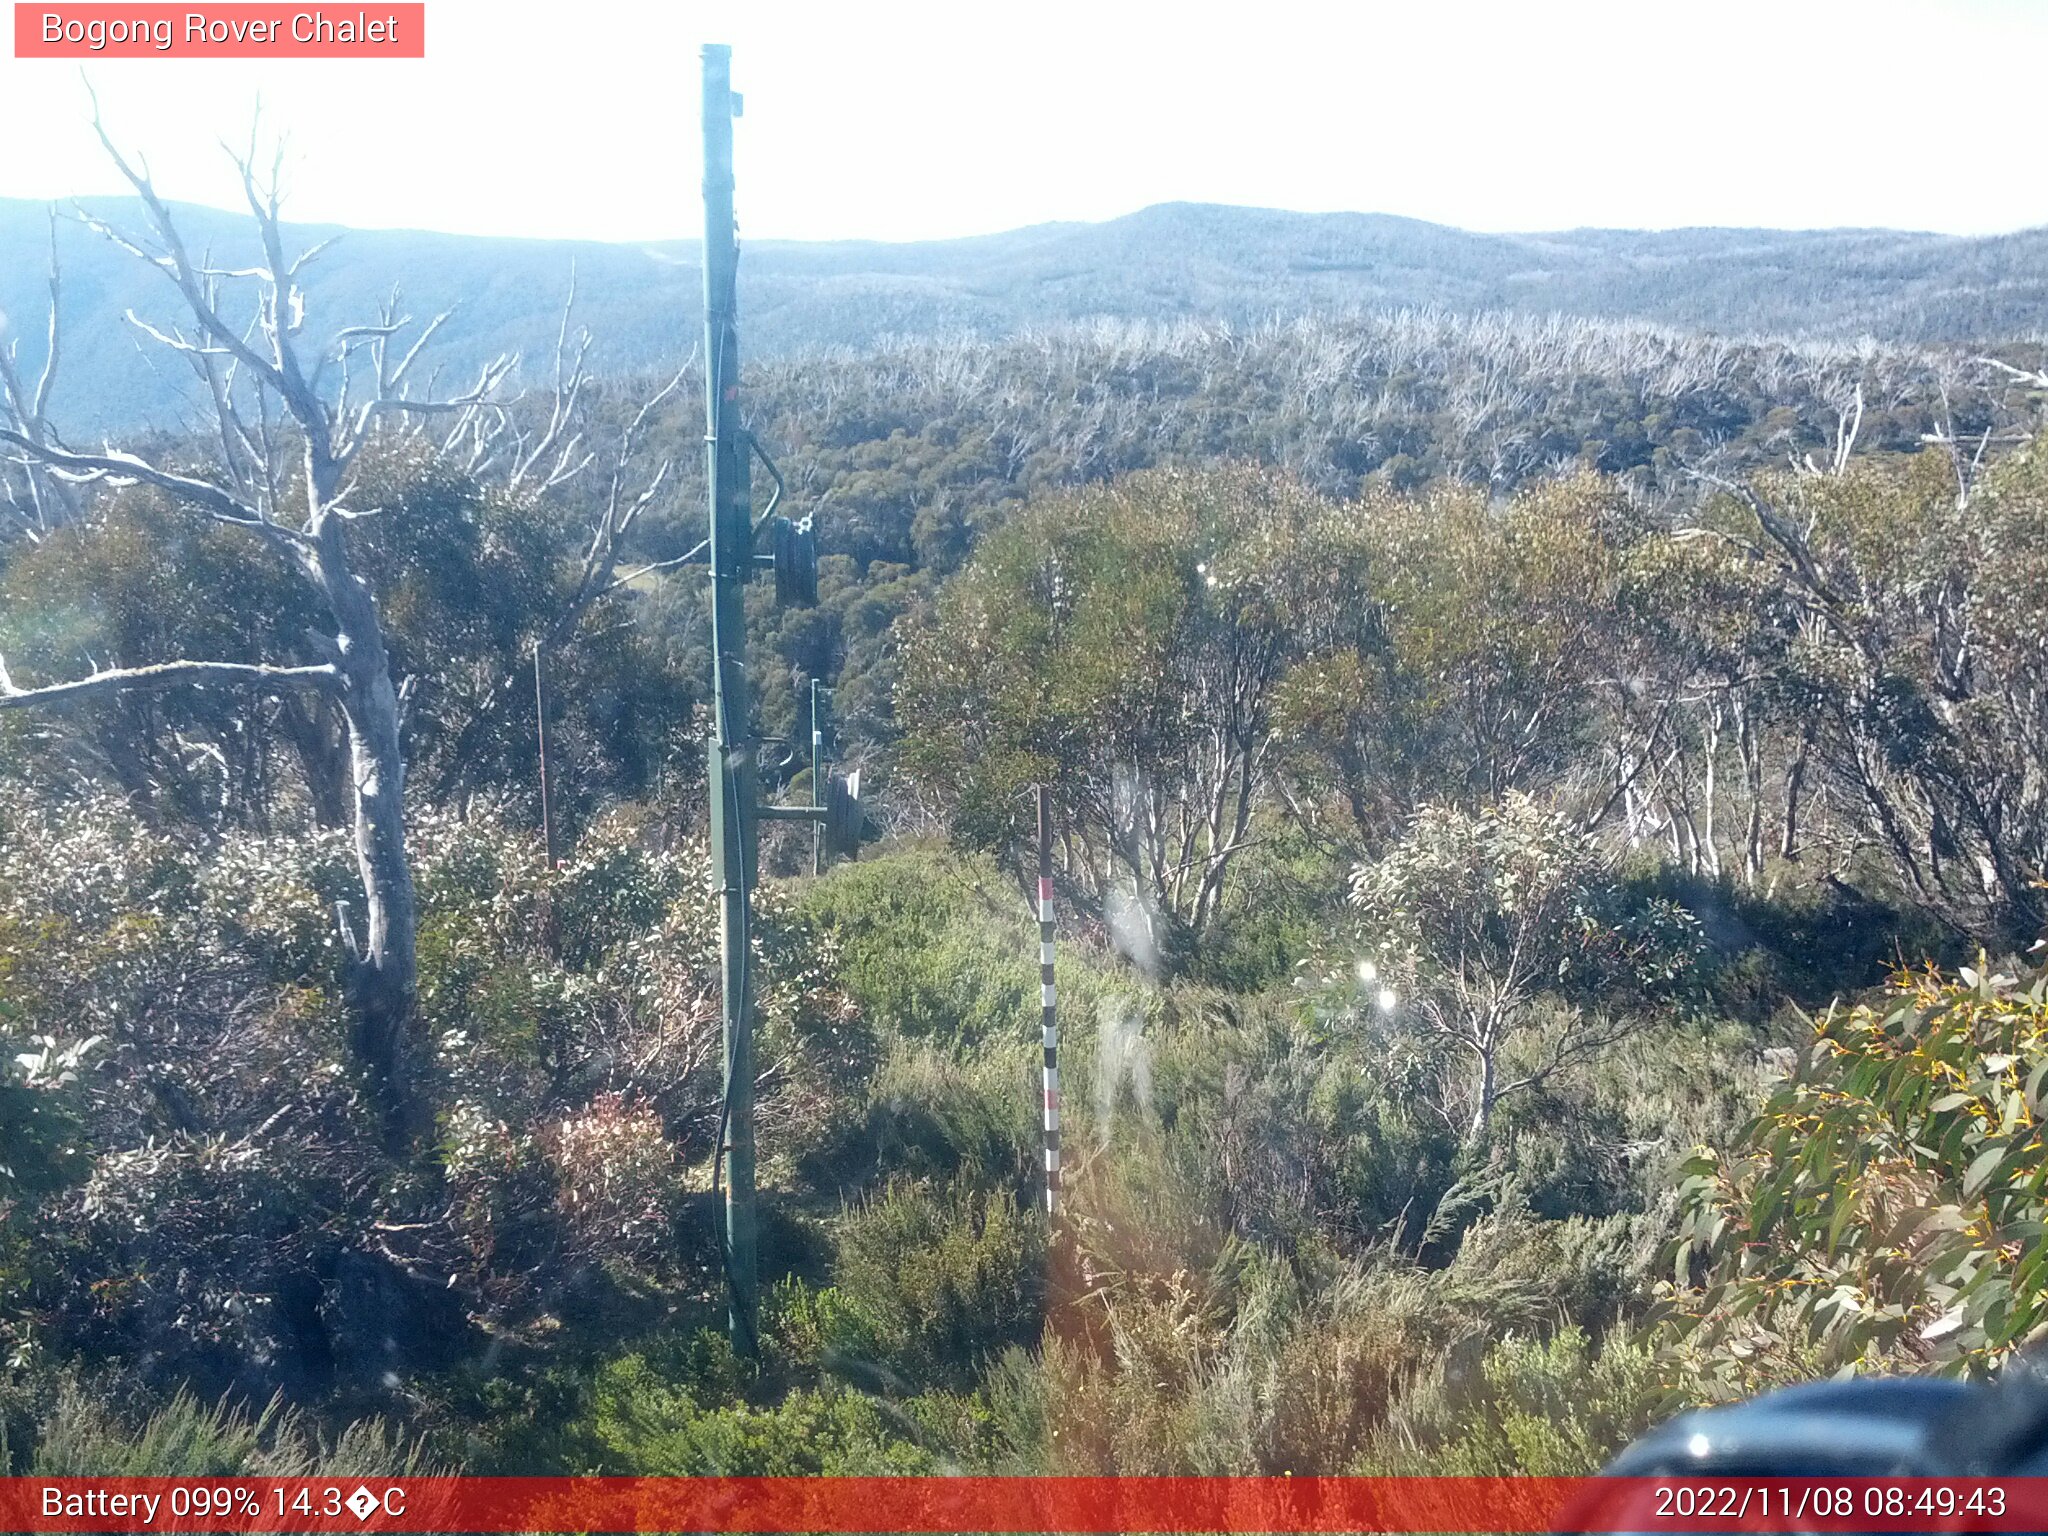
[1183, 822, 1345, 992]
[1282, 476, 1631, 832]
[823, 1182, 1047, 1391]
[1361, 1325, 1673, 1474]
[1500, 1013, 1770, 1231]
[797, 845, 1038, 1046]
[24, 1384, 432, 1477]
[0, 793, 853, 1393]
[793, 843, 1135, 1198]
[0, 1018, 91, 1206]
[1332, 793, 1703, 1140]
[1664, 950, 2048, 1386]
[897, 464, 1349, 957]
[0, 493, 318, 826]
[1666, 871, 1958, 1025]
[586, 1345, 934, 1474]
[1663, 446, 2048, 940]
[804, 1043, 1033, 1194]
[0, 451, 695, 839]
[1144, 992, 1455, 1251]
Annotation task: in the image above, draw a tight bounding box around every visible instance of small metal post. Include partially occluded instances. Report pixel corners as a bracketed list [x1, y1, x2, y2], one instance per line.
[811, 680, 825, 877]
[1037, 786, 1060, 1216]
[534, 641, 555, 869]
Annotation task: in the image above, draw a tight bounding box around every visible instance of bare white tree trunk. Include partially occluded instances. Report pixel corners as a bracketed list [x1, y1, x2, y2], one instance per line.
[0, 109, 517, 1142]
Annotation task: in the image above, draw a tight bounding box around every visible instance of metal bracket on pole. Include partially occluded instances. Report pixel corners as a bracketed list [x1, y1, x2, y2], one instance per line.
[759, 769, 861, 858]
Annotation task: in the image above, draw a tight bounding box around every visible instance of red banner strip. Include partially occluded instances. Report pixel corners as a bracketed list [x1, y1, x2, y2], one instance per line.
[2, 1476, 2046, 1533]
[14, 5, 424, 58]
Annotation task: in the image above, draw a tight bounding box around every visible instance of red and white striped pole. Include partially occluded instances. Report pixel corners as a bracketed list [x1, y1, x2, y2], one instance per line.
[1036, 785, 1060, 1216]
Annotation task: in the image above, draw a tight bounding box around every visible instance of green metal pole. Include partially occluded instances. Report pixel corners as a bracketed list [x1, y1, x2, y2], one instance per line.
[701, 41, 758, 1357]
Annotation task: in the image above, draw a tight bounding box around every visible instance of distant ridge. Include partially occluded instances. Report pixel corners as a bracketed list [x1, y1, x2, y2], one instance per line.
[3, 197, 2044, 432]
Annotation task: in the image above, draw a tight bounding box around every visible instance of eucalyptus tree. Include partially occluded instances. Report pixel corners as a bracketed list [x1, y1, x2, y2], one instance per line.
[898, 464, 1339, 968]
[1277, 474, 1631, 849]
[1686, 450, 2048, 940]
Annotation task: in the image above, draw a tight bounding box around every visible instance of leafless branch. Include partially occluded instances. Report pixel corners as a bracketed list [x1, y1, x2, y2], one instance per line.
[1976, 356, 2048, 390]
[0, 427, 312, 550]
[0, 655, 339, 709]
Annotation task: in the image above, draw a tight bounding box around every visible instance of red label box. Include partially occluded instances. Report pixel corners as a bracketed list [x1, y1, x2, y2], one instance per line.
[14, 3, 424, 56]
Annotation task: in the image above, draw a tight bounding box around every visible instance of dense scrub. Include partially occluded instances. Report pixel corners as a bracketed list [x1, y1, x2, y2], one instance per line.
[3, 312, 2045, 1476]
[3, 806, 2005, 1474]
[599, 312, 2046, 747]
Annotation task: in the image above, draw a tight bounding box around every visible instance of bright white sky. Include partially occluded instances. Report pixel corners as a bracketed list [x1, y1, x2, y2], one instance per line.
[1, 0, 2042, 243]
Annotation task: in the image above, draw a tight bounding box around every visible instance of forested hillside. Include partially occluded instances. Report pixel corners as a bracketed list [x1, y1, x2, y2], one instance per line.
[5, 194, 2048, 431]
[621, 310, 2046, 755]
[4, 165, 2048, 1483]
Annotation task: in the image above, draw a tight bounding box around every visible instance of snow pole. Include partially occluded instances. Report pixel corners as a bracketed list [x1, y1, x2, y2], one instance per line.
[1037, 785, 1060, 1215]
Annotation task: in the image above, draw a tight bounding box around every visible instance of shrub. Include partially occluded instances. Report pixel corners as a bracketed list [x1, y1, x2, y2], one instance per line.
[539, 1092, 685, 1270]
[25, 1383, 432, 1476]
[195, 827, 358, 986]
[0, 1016, 92, 1207]
[0, 794, 856, 1396]
[65, 1132, 354, 1366]
[804, 1043, 1034, 1195]
[1149, 992, 1457, 1252]
[826, 1182, 1047, 1391]
[798, 846, 1039, 1047]
[587, 1348, 934, 1474]
[1495, 1013, 1769, 1231]
[1334, 793, 1703, 1144]
[1663, 950, 2048, 1388]
[1015, 1193, 1613, 1475]
[799, 843, 1140, 1051]
[1360, 1325, 1672, 1474]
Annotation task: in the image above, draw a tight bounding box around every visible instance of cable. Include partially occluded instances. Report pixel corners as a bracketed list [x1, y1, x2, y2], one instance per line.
[706, 249, 761, 1358]
[709, 742, 759, 1359]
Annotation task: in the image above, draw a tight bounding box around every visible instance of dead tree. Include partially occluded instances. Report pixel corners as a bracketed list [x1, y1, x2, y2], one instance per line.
[0, 115, 514, 1144]
[0, 208, 78, 540]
